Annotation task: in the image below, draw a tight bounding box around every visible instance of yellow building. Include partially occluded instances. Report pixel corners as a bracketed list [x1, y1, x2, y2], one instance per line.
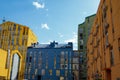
[87, 0, 120, 80]
[0, 49, 22, 80]
[0, 21, 37, 79]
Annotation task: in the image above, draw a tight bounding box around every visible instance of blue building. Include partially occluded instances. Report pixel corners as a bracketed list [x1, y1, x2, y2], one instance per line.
[25, 41, 73, 80]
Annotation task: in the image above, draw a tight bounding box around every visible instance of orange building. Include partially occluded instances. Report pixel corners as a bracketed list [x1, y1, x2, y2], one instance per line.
[87, 0, 120, 80]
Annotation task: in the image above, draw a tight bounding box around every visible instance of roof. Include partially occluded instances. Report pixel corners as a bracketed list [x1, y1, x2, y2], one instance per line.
[28, 41, 73, 49]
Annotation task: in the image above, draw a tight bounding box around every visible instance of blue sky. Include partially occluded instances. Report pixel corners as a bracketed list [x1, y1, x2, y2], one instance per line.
[0, 0, 100, 50]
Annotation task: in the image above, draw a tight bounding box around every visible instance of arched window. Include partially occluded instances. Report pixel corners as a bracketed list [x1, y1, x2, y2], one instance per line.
[10, 53, 20, 80]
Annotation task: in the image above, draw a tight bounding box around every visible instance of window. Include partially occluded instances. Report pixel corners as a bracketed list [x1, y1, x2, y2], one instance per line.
[61, 58, 64, 63]
[61, 64, 64, 69]
[65, 71, 68, 77]
[35, 69, 38, 75]
[28, 68, 31, 73]
[16, 38, 19, 45]
[56, 70, 60, 76]
[110, 47, 114, 66]
[80, 45, 83, 49]
[60, 77, 64, 80]
[105, 33, 109, 48]
[54, 56, 56, 69]
[73, 58, 79, 64]
[80, 33, 83, 39]
[18, 26, 21, 31]
[118, 38, 120, 52]
[32, 75, 35, 79]
[46, 62, 48, 69]
[79, 28, 83, 33]
[23, 27, 26, 35]
[64, 64, 68, 69]
[49, 70, 52, 75]
[75, 65, 77, 70]
[61, 64, 68, 69]
[103, 4, 108, 19]
[11, 38, 14, 45]
[10, 54, 20, 80]
[65, 58, 68, 63]
[80, 40, 83, 45]
[61, 51, 64, 58]
[41, 69, 45, 75]
[39, 52, 42, 56]
[29, 56, 32, 62]
[13, 24, 16, 31]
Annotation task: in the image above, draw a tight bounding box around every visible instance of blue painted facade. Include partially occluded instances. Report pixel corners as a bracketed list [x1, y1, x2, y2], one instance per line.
[25, 41, 73, 80]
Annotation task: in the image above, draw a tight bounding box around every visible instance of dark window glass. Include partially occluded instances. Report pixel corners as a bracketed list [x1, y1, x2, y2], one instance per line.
[80, 45, 83, 49]
[29, 56, 32, 62]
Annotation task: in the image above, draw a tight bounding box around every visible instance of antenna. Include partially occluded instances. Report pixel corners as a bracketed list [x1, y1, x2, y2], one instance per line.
[2, 17, 6, 23]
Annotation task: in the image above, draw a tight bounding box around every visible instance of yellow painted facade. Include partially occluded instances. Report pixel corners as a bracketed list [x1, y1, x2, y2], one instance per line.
[0, 21, 37, 79]
[0, 49, 8, 79]
[87, 0, 120, 80]
[0, 49, 22, 80]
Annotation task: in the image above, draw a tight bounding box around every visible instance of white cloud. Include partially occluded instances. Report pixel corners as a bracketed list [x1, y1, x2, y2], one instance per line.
[58, 33, 64, 38]
[33, 1, 45, 9]
[64, 32, 77, 50]
[41, 23, 50, 30]
[64, 32, 77, 43]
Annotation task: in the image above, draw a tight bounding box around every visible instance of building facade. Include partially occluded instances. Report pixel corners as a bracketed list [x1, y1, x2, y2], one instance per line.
[0, 49, 23, 80]
[78, 14, 96, 79]
[87, 0, 120, 80]
[25, 41, 73, 80]
[0, 21, 37, 79]
[72, 50, 80, 80]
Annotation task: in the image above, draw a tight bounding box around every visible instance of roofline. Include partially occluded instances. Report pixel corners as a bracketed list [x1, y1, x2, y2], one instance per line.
[85, 14, 96, 19]
[1, 21, 29, 28]
[78, 14, 96, 27]
[78, 22, 85, 26]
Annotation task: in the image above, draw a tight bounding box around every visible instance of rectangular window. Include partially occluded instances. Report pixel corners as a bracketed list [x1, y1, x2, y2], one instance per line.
[23, 27, 26, 35]
[32, 75, 34, 79]
[105, 33, 109, 47]
[60, 64, 64, 69]
[118, 38, 120, 52]
[110, 47, 114, 66]
[56, 70, 60, 76]
[41, 69, 45, 75]
[49, 70, 52, 76]
[13, 24, 16, 31]
[35, 69, 38, 75]
[61, 51, 64, 58]
[60, 58, 64, 64]
[65, 71, 68, 77]
[80, 45, 83, 49]
[80, 33, 83, 39]
[18, 26, 21, 31]
[46, 62, 48, 69]
[29, 56, 32, 62]
[54, 56, 56, 69]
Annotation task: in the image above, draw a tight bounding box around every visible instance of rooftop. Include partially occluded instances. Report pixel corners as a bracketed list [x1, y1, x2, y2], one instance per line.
[29, 41, 73, 49]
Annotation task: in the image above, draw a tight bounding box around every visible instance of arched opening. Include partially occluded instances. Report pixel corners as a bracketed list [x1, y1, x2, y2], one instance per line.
[10, 53, 20, 80]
